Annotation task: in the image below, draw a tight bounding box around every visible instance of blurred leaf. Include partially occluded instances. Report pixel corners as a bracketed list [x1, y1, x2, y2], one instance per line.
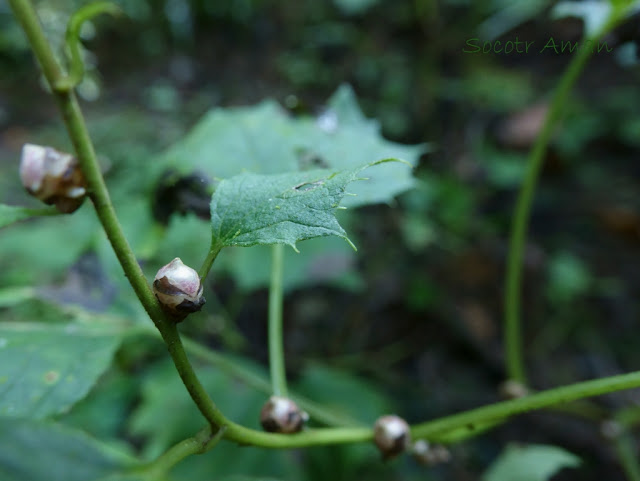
[293, 364, 391, 481]
[482, 444, 581, 481]
[551, 1, 613, 37]
[159, 85, 424, 208]
[480, 146, 527, 188]
[332, 0, 380, 15]
[218, 478, 283, 481]
[0, 321, 122, 418]
[0, 417, 138, 481]
[546, 252, 592, 304]
[210, 161, 402, 251]
[294, 363, 391, 425]
[479, 0, 551, 41]
[152, 214, 211, 271]
[0, 207, 99, 285]
[60, 368, 139, 444]
[216, 236, 362, 291]
[441, 68, 534, 111]
[0, 204, 60, 229]
[0, 286, 35, 307]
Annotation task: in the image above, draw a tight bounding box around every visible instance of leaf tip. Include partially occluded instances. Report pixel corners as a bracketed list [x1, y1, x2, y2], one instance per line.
[345, 237, 357, 251]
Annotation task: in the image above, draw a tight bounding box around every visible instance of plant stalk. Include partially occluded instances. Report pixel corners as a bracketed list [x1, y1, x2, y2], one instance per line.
[503, 12, 625, 385]
[268, 243, 288, 397]
[412, 370, 640, 441]
[8, 0, 230, 433]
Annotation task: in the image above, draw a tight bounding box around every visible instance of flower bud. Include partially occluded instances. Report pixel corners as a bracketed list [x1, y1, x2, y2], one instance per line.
[260, 396, 308, 434]
[373, 414, 411, 460]
[499, 379, 529, 400]
[19, 143, 86, 213]
[412, 440, 451, 466]
[153, 257, 205, 320]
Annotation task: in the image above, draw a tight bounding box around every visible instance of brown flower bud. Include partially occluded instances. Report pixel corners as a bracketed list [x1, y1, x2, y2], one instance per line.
[374, 415, 411, 459]
[260, 396, 308, 434]
[19, 143, 86, 213]
[153, 258, 205, 320]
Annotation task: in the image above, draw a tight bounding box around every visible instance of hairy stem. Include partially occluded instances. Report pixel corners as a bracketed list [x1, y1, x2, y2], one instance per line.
[268, 243, 288, 397]
[503, 12, 625, 384]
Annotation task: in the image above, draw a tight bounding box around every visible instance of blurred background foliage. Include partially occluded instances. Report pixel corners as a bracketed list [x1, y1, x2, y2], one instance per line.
[1, 0, 640, 480]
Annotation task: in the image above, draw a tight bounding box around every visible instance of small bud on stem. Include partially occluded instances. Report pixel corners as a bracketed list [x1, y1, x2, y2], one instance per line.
[373, 415, 411, 460]
[260, 396, 308, 434]
[19, 143, 87, 213]
[153, 258, 205, 321]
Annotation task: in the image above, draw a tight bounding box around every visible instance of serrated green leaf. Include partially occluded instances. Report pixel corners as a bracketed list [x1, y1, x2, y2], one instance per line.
[0, 322, 122, 419]
[159, 85, 424, 209]
[0, 203, 60, 229]
[482, 444, 581, 481]
[210, 161, 401, 250]
[0, 417, 138, 481]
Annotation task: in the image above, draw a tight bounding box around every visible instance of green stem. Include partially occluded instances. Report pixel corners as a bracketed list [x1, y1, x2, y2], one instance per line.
[138, 365, 640, 449]
[9, 0, 161, 324]
[412, 370, 640, 441]
[268, 243, 288, 397]
[8, 0, 230, 433]
[615, 433, 640, 481]
[503, 13, 624, 385]
[57, 1, 121, 91]
[139, 425, 226, 479]
[161, 323, 231, 428]
[198, 244, 222, 280]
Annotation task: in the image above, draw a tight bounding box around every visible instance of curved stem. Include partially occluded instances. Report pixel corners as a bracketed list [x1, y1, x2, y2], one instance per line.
[139, 425, 226, 479]
[268, 243, 288, 397]
[503, 12, 625, 385]
[136, 367, 640, 449]
[614, 433, 640, 481]
[161, 323, 231, 427]
[9, 0, 161, 323]
[198, 243, 221, 280]
[8, 0, 230, 433]
[412, 370, 640, 442]
[56, 1, 121, 91]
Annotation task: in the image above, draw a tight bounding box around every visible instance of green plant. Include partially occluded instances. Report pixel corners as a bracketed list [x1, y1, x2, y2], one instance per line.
[3, 1, 640, 480]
